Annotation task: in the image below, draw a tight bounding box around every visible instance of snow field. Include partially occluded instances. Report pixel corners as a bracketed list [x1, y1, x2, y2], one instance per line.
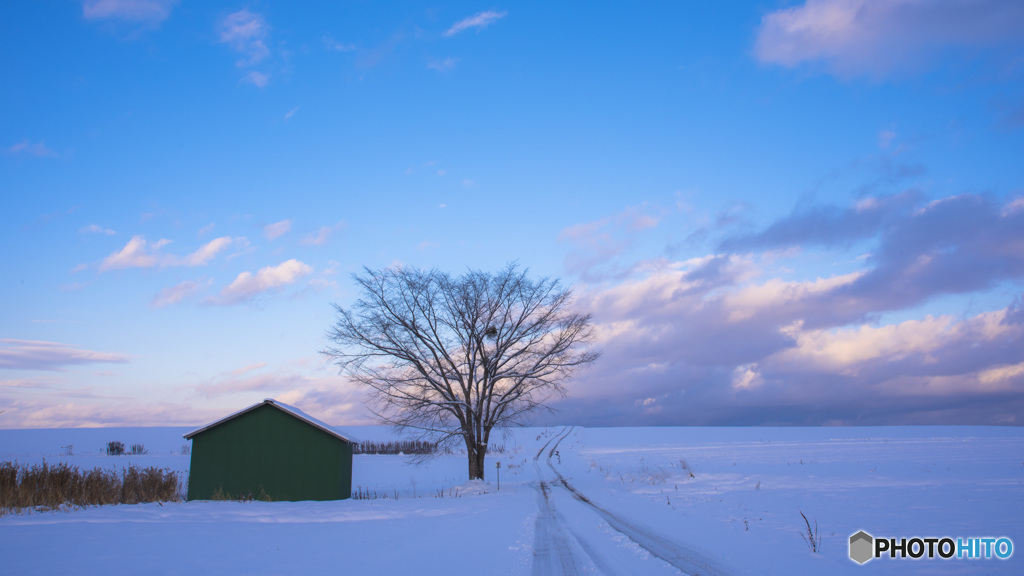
[0, 425, 1021, 575]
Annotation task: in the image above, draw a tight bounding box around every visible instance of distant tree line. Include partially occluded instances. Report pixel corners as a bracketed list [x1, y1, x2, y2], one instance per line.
[353, 440, 437, 455]
[352, 439, 506, 455]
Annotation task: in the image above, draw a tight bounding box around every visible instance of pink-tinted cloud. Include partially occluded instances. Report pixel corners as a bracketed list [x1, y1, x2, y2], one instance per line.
[263, 219, 292, 240]
[79, 224, 115, 235]
[323, 37, 355, 52]
[444, 10, 507, 37]
[301, 222, 345, 246]
[544, 191, 1024, 426]
[219, 9, 269, 66]
[559, 205, 662, 281]
[244, 70, 269, 88]
[0, 376, 63, 390]
[99, 235, 170, 270]
[82, 0, 175, 24]
[195, 364, 305, 399]
[0, 339, 129, 371]
[99, 235, 238, 271]
[755, 0, 1024, 78]
[150, 279, 208, 308]
[214, 259, 313, 305]
[191, 361, 373, 424]
[720, 192, 1024, 323]
[427, 57, 459, 72]
[0, 398, 205, 428]
[7, 140, 56, 157]
[176, 237, 234, 266]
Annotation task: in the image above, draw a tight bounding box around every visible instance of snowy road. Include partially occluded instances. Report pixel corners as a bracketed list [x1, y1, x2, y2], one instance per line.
[531, 427, 735, 576]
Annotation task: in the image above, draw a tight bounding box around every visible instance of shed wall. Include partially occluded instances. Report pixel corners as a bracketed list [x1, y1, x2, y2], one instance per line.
[187, 405, 352, 501]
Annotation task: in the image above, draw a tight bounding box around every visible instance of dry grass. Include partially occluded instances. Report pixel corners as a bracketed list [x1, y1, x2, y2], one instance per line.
[0, 461, 184, 515]
[209, 486, 272, 502]
[799, 509, 821, 553]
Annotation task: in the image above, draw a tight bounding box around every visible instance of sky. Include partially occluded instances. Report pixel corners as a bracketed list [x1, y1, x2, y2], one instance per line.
[2, 0, 1023, 428]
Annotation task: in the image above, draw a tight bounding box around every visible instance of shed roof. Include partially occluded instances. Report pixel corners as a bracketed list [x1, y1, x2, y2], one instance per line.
[184, 398, 355, 443]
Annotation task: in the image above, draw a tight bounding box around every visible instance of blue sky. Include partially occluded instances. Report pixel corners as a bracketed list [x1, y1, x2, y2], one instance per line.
[2, 0, 1023, 428]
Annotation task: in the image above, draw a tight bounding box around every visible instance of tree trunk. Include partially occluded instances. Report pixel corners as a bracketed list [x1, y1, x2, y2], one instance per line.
[466, 440, 487, 480]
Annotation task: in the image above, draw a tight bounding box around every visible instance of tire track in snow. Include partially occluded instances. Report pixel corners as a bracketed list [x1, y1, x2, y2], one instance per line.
[546, 427, 733, 576]
[531, 429, 621, 576]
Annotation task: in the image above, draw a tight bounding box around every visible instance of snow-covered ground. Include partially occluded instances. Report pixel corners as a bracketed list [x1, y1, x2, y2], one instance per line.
[0, 425, 1021, 575]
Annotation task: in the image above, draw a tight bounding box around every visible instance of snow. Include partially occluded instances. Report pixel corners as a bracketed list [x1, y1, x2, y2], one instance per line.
[0, 425, 1021, 575]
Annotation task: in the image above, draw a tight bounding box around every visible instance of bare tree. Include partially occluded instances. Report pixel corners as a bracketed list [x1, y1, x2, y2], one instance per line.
[322, 264, 599, 480]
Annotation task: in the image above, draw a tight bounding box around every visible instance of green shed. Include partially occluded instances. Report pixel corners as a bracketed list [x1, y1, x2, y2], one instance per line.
[184, 399, 354, 501]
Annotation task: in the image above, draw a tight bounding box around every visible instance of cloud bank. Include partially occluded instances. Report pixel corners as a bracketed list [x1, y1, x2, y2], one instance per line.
[0, 339, 129, 371]
[549, 192, 1024, 425]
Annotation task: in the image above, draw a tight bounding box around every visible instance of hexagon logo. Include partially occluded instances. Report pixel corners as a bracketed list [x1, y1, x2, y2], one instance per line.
[850, 531, 874, 564]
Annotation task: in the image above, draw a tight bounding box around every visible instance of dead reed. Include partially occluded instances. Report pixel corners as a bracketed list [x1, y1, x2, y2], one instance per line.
[0, 461, 184, 515]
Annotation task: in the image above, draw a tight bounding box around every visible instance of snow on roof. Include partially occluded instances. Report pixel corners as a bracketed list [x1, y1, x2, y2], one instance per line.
[183, 399, 358, 444]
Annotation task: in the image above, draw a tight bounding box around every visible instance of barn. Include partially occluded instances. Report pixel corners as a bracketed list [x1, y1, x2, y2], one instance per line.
[184, 398, 354, 501]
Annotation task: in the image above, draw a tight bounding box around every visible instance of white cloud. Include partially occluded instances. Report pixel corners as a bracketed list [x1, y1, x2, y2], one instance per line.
[82, 0, 175, 23]
[630, 214, 659, 231]
[99, 235, 169, 270]
[284, 107, 299, 120]
[427, 57, 459, 72]
[754, 0, 1024, 78]
[978, 362, 1024, 386]
[1003, 197, 1024, 216]
[219, 9, 269, 66]
[151, 279, 207, 308]
[323, 37, 355, 52]
[877, 129, 897, 150]
[99, 235, 237, 271]
[444, 10, 507, 37]
[301, 222, 345, 246]
[558, 204, 664, 281]
[732, 364, 764, 390]
[767, 309, 1014, 375]
[7, 140, 56, 157]
[175, 237, 234, 266]
[216, 259, 313, 304]
[80, 224, 115, 235]
[720, 271, 862, 323]
[244, 71, 269, 88]
[302, 227, 331, 246]
[264, 219, 292, 240]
